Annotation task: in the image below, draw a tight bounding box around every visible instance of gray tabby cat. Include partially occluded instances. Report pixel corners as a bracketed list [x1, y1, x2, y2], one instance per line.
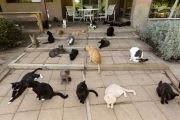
[60, 69, 71, 84]
[49, 45, 66, 58]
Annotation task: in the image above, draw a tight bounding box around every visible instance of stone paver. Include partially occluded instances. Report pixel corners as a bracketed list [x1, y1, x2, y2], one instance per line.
[134, 102, 168, 120]
[13, 111, 39, 120]
[114, 104, 143, 120]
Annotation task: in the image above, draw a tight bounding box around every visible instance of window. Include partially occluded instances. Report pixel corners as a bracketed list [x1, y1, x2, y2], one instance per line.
[149, 0, 180, 18]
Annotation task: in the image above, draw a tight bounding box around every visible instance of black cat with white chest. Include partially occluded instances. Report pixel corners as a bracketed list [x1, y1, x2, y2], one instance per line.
[27, 81, 68, 100]
[156, 81, 179, 104]
[76, 81, 98, 104]
[8, 68, 43, 104]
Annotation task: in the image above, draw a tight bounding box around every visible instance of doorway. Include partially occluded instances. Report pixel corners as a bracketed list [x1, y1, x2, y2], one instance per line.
[117, 0, 133, 20]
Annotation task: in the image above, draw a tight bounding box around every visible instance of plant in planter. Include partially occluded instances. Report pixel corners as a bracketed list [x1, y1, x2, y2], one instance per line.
[0, 18, 22, 50]
[139, 20, 180, 62]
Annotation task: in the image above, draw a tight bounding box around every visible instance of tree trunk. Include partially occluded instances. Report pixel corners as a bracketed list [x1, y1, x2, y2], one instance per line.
[169, 0, 179, 18]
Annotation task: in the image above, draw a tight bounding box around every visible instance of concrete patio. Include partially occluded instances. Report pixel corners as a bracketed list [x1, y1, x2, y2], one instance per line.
[0, 22, 180, 120]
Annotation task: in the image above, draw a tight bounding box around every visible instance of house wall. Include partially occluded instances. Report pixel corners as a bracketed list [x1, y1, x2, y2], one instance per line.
[0, 0, 63, 21]
[130, 0, 152, 29]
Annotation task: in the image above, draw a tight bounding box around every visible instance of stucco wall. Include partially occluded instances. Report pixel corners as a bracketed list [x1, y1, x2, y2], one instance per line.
[0, 0, 63, 21]
[130, 0, 152, 29]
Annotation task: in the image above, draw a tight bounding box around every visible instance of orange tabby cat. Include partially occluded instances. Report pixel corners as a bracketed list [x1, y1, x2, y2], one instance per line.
[72, 30, 86, 35]
[86, 45, 101, 74]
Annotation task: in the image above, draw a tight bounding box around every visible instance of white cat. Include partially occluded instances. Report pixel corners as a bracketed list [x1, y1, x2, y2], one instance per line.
[129, 47, 148, 63]
[104, 84, 136, 108]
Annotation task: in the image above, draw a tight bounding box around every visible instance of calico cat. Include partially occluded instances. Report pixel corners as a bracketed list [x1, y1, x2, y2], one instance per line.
[67, 35, 75, 45]
[8, 68, 43, 104]
[156, 81, 179, 104]
[29, 34, 39, 48]
[98, 38, 110, 49]
[106, 27, 115, 36]
[129, 47, 149, 63]
[76, 81, 98, 104]
[69, 49, 79, 60]
[42, 31, 55, 44]
[60, 69, 71, 84]
[27, 81, 68, 100]
[85, 45, 101, 74]
[49, 45, 67, 58]
[89, 20, 97, 29]
[104, 84, 136, 108]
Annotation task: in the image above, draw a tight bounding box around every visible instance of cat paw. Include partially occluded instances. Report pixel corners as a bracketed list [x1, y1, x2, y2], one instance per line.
[40, 74, 43, 78]
[7, 102, 12, 105]
[107, 105, 110, 108]
[9, 97, 13, 100]
[41, 99, 45, 101]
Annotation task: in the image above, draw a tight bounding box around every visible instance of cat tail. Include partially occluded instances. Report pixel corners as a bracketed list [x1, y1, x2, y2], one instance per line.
[123, 88, 136, 95]
[88, 90, 98, 97]
[54, 92, 68, 99]
[42, 42, 50, 44]
[98, 63, 101, 74]
[32, 68, 42, 73]
[139, 58, 149, 62]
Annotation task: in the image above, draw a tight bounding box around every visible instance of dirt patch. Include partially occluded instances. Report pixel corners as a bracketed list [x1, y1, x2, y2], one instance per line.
[0, 36, 31, 75]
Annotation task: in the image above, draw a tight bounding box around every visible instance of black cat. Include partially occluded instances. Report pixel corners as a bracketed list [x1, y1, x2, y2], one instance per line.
[43, 20, 49, 29]
[103, 21, 111, 24]
[42, 31, 55, 44]
[8, 68, 42, 104]
[69, 49, 79, 60]
[106, 27, 115, 36]
[27, 81, 68, 100]
[156, 81, 179, 104]
[76, 81, 98, 104]
[122, 21, 131, 26]
[98, 38, 110, 49]
[110, 22, 122, 27]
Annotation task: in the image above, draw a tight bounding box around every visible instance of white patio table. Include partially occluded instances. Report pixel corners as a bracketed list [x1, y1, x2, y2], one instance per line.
[78, 8, 99, 21]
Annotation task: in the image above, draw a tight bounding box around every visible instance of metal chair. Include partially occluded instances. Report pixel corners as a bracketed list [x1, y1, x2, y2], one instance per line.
[106, 4, 116, 21]
[65, 6, 74, 22]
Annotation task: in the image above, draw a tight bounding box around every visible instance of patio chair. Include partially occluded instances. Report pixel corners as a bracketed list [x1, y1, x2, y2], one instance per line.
[99, 4, 116, 21]
[65, 6, 74, 22]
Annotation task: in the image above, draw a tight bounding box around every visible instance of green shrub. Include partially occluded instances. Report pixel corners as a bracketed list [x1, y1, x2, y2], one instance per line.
[0, 18, 22, 49]
[139, 20, 180, 62]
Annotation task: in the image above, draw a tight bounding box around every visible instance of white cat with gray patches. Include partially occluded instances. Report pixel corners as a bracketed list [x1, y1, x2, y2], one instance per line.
[67, 35, 75, 45]
[129, 47, 148, 63]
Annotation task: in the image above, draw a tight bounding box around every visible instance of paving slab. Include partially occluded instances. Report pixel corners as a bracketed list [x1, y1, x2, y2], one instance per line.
[155, 100, 180, 120]
[134, 102, 168, 120]
[114, 104, 143, 120]
[13, 111, 39, 120]
[90, 104, 117, 120]
[63, 106, 88, 120]
[38, 109, 63, 120]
